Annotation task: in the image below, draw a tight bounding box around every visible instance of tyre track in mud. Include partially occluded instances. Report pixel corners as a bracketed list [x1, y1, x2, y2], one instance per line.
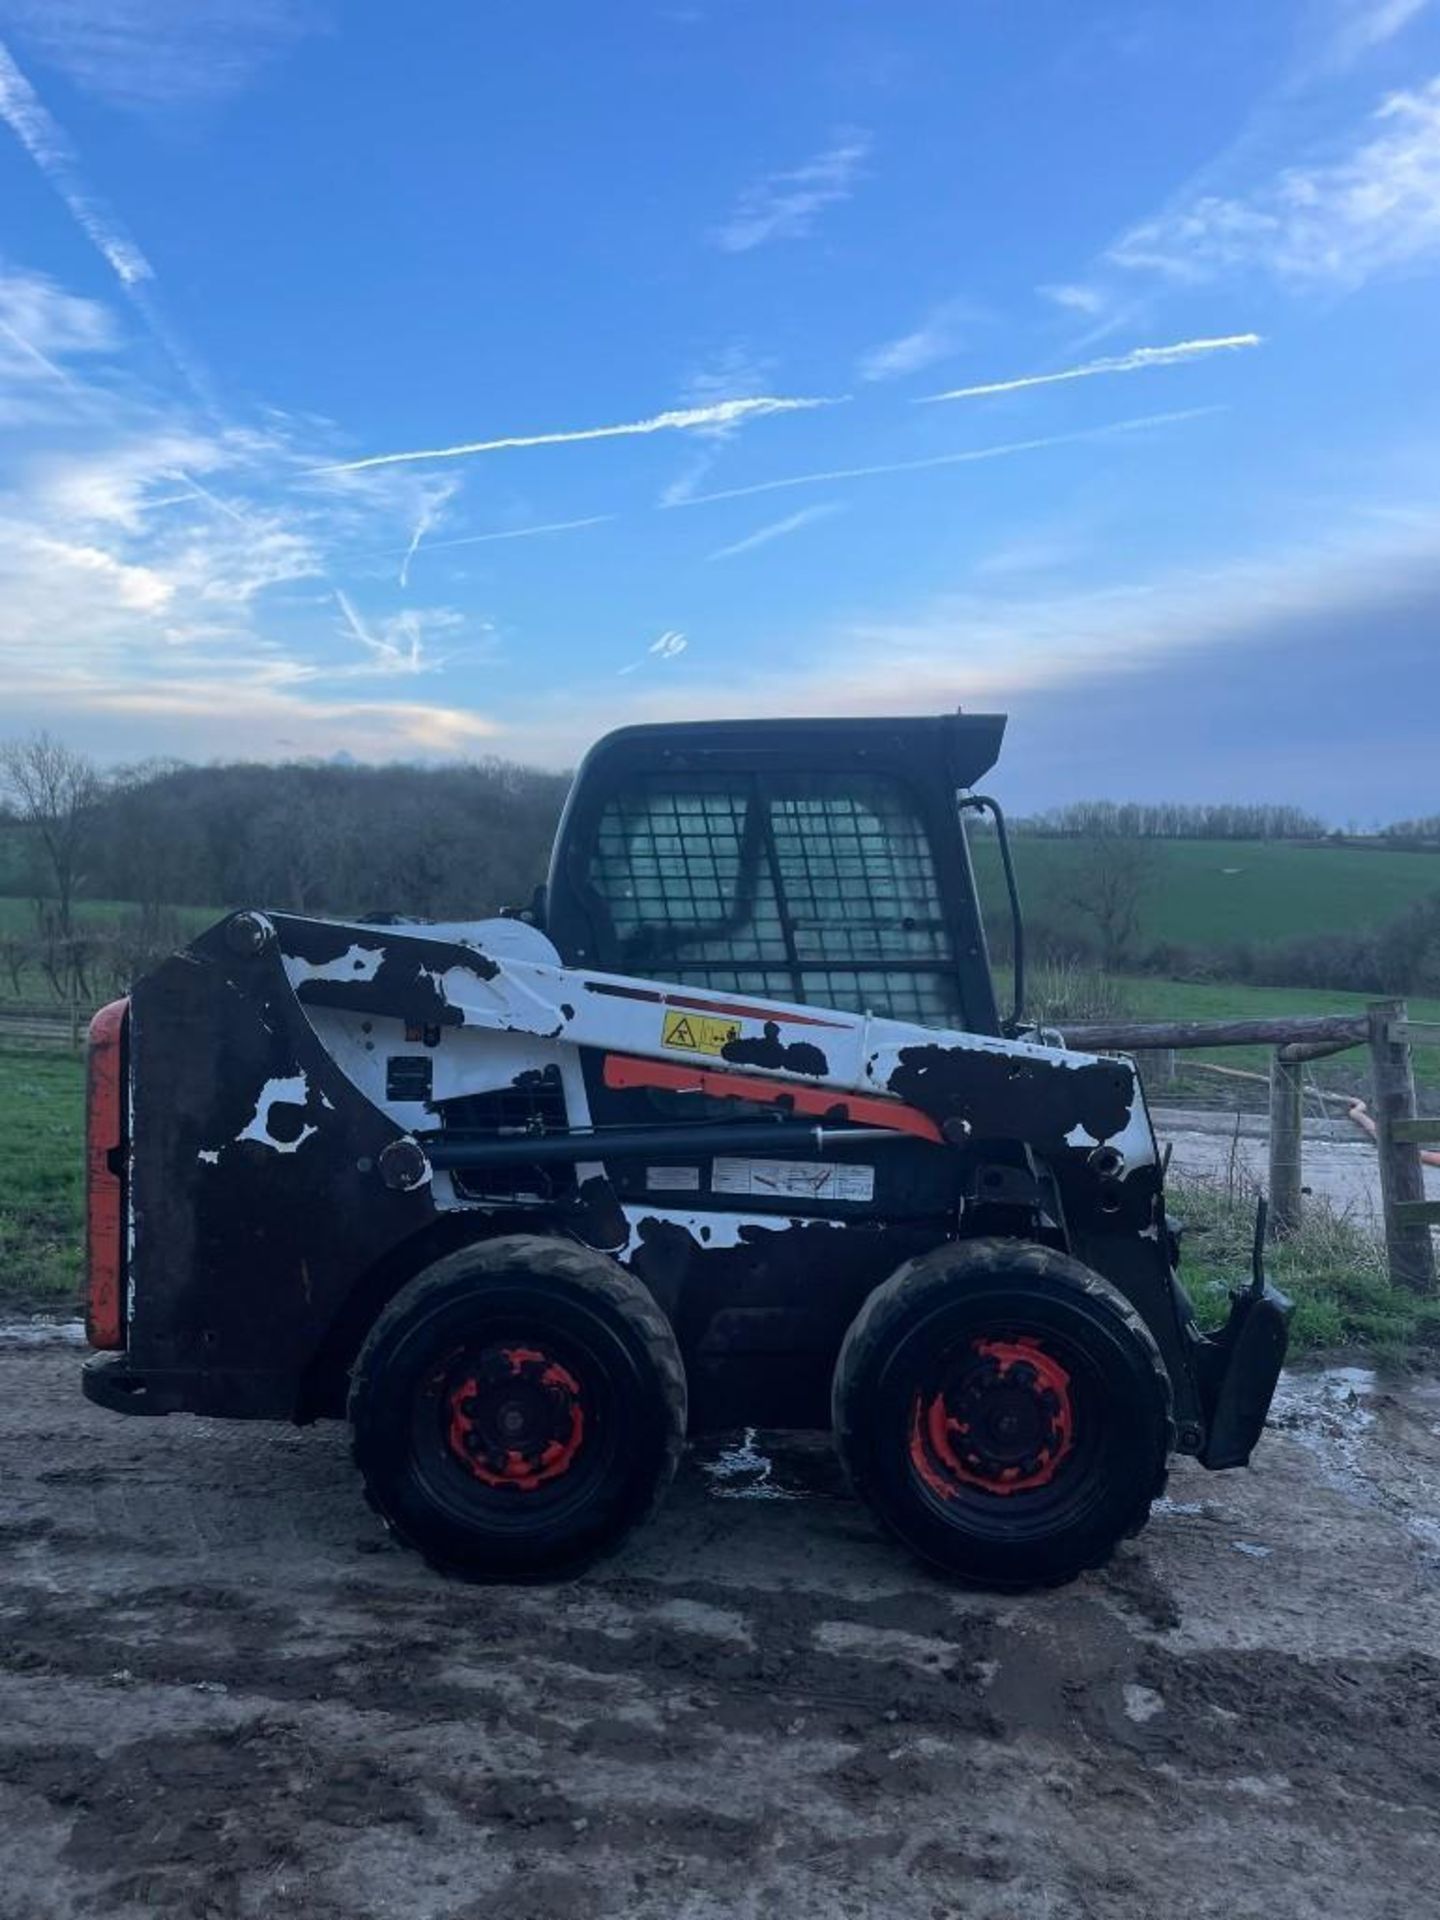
[1, 1344, 1438, 1920]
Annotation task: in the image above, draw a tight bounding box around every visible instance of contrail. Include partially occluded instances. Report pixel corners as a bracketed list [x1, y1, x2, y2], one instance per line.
[423, 513, 617, 552]
[170, 470, 250, 526]
[313, 395, 843, 476]
[922, 333, 1261, 403]
[708, 503, 841, 560]
[334, 590, 376, 651]
[0, 315, 82, 390]
[668, 408, 1223, 509]
[0, 39, 214, 406]
[0, 41, 153, 288]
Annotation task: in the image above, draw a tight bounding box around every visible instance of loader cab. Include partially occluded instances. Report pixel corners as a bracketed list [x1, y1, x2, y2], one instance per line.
[544, 713, 1009, 1035]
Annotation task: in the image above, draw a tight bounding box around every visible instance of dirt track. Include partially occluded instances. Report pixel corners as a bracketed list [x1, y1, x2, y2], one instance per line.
[2, 1337, 1439, 1920]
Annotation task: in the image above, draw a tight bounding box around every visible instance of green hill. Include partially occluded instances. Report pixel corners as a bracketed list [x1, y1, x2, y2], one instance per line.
[973, 836, 1440, 952]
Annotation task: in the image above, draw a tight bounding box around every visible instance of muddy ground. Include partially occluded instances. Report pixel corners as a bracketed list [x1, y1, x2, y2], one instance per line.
[1, 1338, 1438, 1920]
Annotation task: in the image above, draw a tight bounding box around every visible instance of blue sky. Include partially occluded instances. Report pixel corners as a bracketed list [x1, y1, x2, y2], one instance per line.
[2, 1, 1439, 814]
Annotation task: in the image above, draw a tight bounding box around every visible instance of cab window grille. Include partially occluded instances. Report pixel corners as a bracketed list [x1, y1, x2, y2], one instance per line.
[587, 774, 963, 1025]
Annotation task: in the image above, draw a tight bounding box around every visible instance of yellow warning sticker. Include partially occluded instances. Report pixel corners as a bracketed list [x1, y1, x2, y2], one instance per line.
[661, 1009, 741, 1055]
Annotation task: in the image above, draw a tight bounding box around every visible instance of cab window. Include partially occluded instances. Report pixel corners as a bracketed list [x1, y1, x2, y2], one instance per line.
[585, 772, 963, 1025]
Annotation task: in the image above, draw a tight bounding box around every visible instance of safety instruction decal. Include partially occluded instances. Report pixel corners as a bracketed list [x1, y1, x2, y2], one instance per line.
[712, 1158, 876, 1203]
[661, 1009, 741, 1055]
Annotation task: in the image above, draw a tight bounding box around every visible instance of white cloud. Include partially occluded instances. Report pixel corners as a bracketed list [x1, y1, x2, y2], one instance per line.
[923, 334, 1261, 403]
[1038, 282, 1109, 317]
[857, 303, 970, 383]
[0, 1, 327, 111]
[707, 502, 842, 561]
[315, 393, 842, 476]
[666, 406, 1221, 509]
[0, 402, 497, 757]
[25, 531, 173, 611]
[710, 131, 870, 252]
[0, 265, 115, 360]
[617, 630, 687, 675]
[1108, 74, 1440, 286]
[0, 265, 119, 419]
[1325, 0, 1432, 68]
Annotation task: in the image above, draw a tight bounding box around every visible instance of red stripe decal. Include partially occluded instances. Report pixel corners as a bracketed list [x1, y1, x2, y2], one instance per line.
[602, 1053, 943, 1143]
[86, 998, 128, 1350]
[584, 979, 847, 1029]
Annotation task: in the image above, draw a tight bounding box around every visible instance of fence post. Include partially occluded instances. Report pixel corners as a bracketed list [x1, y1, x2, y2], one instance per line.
[1267, 1048, 1303, 1237]
[1368, 999, 1438, 1294]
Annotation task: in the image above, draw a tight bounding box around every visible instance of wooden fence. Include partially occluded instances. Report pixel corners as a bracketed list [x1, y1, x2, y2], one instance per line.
[1065, 1000, 1439, 1294]
[0, 998, 95, 1048]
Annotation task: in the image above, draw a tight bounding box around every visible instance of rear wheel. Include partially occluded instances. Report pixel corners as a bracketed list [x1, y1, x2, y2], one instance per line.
[349, 1235, 685, 1581]
[832, 1239, 1171, 1589]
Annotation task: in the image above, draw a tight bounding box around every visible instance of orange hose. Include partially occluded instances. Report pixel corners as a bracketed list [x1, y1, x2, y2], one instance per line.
[1346, 1098, 1440, 1168]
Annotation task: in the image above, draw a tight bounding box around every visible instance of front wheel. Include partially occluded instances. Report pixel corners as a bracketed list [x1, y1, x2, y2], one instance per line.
[349, 1235, 686, 1581]
[832, 1239, 1172, 1590]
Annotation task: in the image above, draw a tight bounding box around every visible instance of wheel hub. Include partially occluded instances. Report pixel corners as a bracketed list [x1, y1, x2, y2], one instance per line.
[446, 1344, 586, 1491]
[909, 1335, 1076, 1499]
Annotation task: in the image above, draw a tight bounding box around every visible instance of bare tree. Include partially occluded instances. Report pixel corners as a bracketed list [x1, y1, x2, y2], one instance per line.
[0, 732, 102, 938]
[1053, 837, 1156, 970]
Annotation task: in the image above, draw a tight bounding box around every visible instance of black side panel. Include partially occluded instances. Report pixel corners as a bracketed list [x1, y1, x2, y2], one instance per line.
[626, 1216, 940, 1432]
[125, 917, 437, 1414]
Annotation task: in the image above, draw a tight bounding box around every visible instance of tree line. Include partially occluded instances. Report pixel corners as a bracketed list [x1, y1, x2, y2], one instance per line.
[2, 731, 1436, 1004]
[0, 734, 569, 1001]
[1011, 799, 1330, 840]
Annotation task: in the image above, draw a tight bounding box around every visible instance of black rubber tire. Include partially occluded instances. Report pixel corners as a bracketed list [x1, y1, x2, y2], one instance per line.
[832, 1238, 1172, 1590]
[349, 1234, 686, 1582]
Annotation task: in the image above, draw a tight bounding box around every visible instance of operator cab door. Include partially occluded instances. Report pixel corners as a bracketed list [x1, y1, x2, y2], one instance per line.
[544, 715, 1005, 1035]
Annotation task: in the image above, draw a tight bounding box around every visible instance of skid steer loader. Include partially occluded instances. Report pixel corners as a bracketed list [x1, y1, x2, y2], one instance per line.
[82, 712, 1289, 1587]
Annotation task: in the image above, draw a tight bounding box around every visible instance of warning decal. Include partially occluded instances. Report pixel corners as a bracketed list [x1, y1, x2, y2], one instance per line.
[712, 1158, 876, 1203]
[662, 1008, 741, 1055]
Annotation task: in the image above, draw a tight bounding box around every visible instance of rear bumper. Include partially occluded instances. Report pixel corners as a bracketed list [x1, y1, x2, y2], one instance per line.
[85, 999, 129, 1350]
[1195, 1281, 1293, 1470]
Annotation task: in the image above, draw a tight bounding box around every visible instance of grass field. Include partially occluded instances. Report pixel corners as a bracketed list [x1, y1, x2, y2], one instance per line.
[0, 897, 220, 937]
[0, 1043, 84, 1314]
[974, 835, 1440, 950]
[1174, 1173, 1440, 1360]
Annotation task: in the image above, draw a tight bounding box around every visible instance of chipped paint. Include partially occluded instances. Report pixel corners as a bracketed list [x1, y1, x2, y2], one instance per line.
[197, 1148, 220, 1166]
[236, 1072, 318, 1155]
[615, 1205, 849, 1254]
[285, 943, 385, 986]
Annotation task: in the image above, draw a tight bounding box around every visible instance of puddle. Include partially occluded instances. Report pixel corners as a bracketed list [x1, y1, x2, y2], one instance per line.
[697, 1428, 805, 1501]
[1269, 1367, 1440, 1570]
[0, 1319, 87, 1348]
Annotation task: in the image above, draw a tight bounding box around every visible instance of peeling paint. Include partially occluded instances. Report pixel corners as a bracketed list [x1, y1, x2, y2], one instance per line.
[286, 944, 385, 986]
[236, 1072, 318, 1155]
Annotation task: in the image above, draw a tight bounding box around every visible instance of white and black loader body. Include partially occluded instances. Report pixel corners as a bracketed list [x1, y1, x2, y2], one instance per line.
[83, 714, 1290, 1587]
